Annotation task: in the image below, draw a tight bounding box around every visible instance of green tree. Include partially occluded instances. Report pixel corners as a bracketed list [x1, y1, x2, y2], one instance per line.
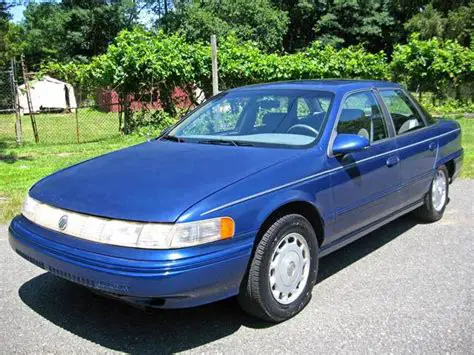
[159, 0, 289, 52]
[432, 39, 474, 101]
[21, 0, 136, 67]
[429, 0, 471, 14]
[142, 0, 173, 17]
[270, 0, 319, 52]
[313, 0, 394, 52]
[0, 1, 24, 69]
[0, 22, 24, 68]
[0, 0, 11, 66]
[445, 3, 474, 47]
[403, 1, 473, 47]
[405, 4, 447, 40]
[85, 28, 210, 130]
[392, 34, 473, 101]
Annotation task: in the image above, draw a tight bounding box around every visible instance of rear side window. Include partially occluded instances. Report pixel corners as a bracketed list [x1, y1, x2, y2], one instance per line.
[337, 91, 388, 143]
[405, 92, 437, 125]
[297, 98, 311, 118]
[379, 90, 426, 135]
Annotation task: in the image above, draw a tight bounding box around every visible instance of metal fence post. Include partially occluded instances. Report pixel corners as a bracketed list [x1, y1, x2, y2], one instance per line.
[211, 35, 219, 96]
[75, 107, 80, 143]
[20, 55, 39, 143]
[11, 59, 23, 145]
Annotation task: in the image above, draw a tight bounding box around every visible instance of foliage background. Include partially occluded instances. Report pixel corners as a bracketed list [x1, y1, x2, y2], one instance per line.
[0, 1, 472, 134]
[36, 27, 473, 132]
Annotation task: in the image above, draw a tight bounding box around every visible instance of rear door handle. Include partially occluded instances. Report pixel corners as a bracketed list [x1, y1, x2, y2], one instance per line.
[386, 156, 399, 167]
[429, 142, 437, 151]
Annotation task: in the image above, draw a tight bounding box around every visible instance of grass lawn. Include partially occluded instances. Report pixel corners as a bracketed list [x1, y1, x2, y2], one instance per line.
[0, 109, 121, 146]
[0, 135, 145, 222]
[455, 116, 474, 178]
[0, 115, 473, 223]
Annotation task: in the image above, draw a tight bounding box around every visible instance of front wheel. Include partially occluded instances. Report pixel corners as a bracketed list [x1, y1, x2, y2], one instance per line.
[415, 165, 449, 222]
[238, 214, 319, 322]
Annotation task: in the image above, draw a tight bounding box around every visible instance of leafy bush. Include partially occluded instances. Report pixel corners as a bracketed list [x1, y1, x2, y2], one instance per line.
[392, 34, 474, 100]
[39, 61, 94, 101]
[39, 29, 474, 134]
[419, 96, 474, 115]
[129, 109, 176, 133]
[217, 35, 389, 89]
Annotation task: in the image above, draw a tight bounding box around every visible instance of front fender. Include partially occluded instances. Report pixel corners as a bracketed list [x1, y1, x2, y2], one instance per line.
[177, 171, 333, 240]
[254, 189, 324, 231]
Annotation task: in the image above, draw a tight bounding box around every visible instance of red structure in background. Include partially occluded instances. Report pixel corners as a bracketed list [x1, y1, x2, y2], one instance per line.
[96, 87, 192, 112]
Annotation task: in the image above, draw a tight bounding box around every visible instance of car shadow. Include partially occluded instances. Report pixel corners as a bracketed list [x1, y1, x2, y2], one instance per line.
[19, 214, 419, 353]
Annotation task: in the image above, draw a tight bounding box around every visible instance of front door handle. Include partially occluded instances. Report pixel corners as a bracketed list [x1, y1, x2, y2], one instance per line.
[386, 156, 400, 167]
[429, 142, 437, 151]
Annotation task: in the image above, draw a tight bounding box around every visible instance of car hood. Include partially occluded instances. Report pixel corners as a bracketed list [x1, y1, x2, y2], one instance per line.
[29, 140, 300, 222]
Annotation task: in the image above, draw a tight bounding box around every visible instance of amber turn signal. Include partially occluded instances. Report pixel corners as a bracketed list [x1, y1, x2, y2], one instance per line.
[220, 217, 235, 239]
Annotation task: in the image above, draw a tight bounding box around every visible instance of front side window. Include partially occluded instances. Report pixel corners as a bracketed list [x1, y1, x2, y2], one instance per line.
[379, 89, 426, 135]
[169, 90, 335, 148]
[337, 91, 388, 143]
[180, 97, 248, 135]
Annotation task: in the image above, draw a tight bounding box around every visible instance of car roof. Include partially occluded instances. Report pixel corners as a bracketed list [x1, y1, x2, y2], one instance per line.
[228, 79, 401, 94]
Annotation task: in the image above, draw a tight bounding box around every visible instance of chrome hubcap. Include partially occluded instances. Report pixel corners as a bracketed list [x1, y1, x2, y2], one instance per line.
[432, 170, 447, 212]
[269, 232, 310, 305]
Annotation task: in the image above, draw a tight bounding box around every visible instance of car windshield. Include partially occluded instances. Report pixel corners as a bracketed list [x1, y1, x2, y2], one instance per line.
[167, 89, 334, 148]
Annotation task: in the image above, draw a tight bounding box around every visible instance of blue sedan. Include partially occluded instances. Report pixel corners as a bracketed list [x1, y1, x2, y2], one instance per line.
[9, 80, 463, 322]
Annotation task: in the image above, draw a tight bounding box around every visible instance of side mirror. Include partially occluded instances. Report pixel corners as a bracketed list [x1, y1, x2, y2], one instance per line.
[332, 134, 369, 156]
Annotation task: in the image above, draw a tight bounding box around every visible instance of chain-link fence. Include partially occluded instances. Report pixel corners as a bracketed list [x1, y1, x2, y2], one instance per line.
[0, 63, 185, 146]
[0, 68, 20, 147]
[0, 65, 126, 146]
[0, 70, 15, 114]
[0, 104, 123, 146]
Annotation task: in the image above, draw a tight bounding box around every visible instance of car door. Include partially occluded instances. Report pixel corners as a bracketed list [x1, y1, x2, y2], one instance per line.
[378, 89, 437, 205]
[328, 90, 402, 242]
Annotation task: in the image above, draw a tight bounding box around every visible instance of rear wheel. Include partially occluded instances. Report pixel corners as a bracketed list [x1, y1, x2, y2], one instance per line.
[238, 214, 319, 322]
[415, 165, 449, 222]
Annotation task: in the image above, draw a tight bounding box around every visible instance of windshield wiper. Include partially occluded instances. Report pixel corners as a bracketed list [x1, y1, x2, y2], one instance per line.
[160, 135, 185, 143]
[197, 139, 255, 147]
[198, 139, 237, 146]
[233, 140, 255, 147]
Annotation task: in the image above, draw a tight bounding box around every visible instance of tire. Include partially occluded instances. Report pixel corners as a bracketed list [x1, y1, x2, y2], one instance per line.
[415, 165, 449, 222]
[238, 214, 319, 322]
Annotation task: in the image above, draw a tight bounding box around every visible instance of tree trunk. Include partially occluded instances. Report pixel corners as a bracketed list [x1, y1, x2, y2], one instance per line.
[123, 99, 132, 134]
[118, 92, 132, 134]
[159, 85, 176, 117]
[455, 85, 461, 102]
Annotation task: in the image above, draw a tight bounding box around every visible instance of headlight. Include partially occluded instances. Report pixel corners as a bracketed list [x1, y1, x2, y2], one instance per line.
[22, 195, 234, 249]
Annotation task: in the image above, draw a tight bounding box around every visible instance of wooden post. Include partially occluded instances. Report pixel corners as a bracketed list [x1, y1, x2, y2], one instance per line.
[11, 59, 22, 145]
[75, 107, 80, 143]
[211, 35, 219, 96]
[20, 55, 39, 143]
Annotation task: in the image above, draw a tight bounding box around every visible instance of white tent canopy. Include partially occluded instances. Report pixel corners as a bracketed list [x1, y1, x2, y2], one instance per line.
[18, 76, 77, 114]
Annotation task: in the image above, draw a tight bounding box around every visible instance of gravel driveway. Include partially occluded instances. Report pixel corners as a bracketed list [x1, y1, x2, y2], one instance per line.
[1, 180, 473, 354]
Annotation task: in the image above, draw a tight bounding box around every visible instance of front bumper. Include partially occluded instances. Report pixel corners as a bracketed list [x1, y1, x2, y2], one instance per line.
[9, 215, 254, 308]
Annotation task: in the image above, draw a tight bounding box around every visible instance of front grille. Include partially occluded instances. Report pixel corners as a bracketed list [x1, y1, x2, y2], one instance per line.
[16, 249, 45, 269]
[48, 266, 130, 293]
[47, 266, 96, 288]
[15, 249, 130, 294]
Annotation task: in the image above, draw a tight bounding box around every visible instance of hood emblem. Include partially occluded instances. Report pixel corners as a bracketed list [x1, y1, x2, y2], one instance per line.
[58, 215, 68, 231]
